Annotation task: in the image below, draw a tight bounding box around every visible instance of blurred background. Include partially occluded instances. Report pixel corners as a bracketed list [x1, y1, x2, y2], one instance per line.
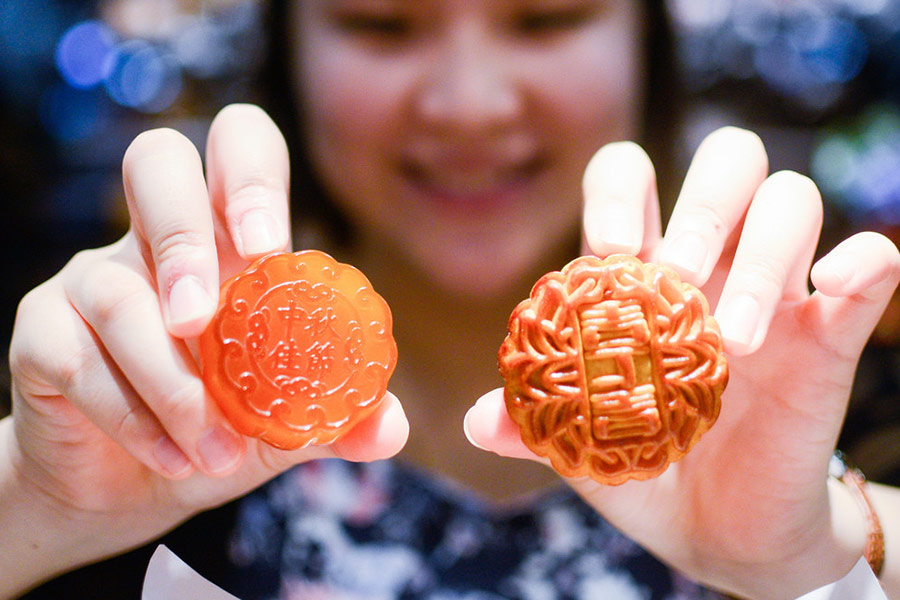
[1, 0, 899, 479]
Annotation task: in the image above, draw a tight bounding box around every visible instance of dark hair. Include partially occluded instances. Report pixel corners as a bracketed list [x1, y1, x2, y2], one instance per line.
[638, 0, 684, 221]
[262, 0, 350, 243]
[261, 0, 684, 243]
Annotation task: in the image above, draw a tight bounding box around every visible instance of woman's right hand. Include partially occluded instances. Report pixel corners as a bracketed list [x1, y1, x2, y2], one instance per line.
[2, 104, 408, 598]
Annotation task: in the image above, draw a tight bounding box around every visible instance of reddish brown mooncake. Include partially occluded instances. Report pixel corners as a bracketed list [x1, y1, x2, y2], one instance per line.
[199, 250, 397, 450]
[498, 254, 727, 485]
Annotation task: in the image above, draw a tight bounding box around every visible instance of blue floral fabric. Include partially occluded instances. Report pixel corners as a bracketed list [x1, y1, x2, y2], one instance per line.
[227, 459, 724, 600]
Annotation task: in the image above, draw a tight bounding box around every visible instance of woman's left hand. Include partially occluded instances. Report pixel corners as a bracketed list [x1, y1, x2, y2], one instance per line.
[465, 126, 900, 599]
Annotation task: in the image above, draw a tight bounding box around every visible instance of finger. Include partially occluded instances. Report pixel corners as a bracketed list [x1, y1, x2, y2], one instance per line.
[205, 104, 291, 269]
[463, 388, 550, 464]
[659, 126, 769, 286]
[463, 390, 656, 539]
[122, 128, 219, 338]
[11, 276, 194, 479]
[582, 141, 661, 259]
[809, 231, 900, 353]
[199, 392, 409, 496]
[331, 392, 409, 461]
[66, 244, 247, 477]
[715, 171, 823, 355]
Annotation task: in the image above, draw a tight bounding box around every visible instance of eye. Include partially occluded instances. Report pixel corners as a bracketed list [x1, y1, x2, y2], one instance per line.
[333, 12, 414, 41]
[514, 3, 600, 36]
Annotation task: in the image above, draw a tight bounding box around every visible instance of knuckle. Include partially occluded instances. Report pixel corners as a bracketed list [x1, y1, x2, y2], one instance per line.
[152, 226, 209, 269]
[81, 266, 153, 330]
[110, 400, 153, 443]
[55, 345, 100, 395]
[61, 246, 112, 280]
[224, 173, 286, 214]
[154, 378, 206, 425]
[63, 247, 92, 273]
[9, 291, 43, 375]
[13, 284, 48, 329]
[678, 201, 730, 239]
[731, 254, 788, 295]
[11, 282, 69, 383]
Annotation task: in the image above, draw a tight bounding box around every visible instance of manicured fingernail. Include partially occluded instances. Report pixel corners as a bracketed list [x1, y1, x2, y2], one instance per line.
[154, 436, 193, 477]
[663, 232, 707, 279]
[238, 210, 282, 256]
[168, 276, 214, 330]
[197, 425, 243, 474]
[716, 294, 761, 351]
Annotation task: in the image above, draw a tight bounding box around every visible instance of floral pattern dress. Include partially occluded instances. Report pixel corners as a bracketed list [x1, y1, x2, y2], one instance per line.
[226, 459, 724, 600]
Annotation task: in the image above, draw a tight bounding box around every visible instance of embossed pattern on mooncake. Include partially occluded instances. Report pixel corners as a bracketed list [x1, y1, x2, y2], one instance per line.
[498, 255, 727, 485]
[199, 250, 397, 450]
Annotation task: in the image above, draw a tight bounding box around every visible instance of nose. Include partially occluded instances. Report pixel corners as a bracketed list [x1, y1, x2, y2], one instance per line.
[414, 23, 523, 134]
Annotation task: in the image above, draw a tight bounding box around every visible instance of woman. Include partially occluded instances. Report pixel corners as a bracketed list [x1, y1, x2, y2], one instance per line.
[4, 1, 900, 598]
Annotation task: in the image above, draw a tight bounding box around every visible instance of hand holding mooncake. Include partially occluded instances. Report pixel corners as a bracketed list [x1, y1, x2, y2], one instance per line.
[199, 250, 397, 450]
[498, 254, 727, 485]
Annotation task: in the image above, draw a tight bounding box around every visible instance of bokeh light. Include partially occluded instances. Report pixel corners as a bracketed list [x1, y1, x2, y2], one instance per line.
[668, 0, 897, 114]
[55, 20, 117, 89]
[812, 104, 900, 226]
[103, 39, 182, 113]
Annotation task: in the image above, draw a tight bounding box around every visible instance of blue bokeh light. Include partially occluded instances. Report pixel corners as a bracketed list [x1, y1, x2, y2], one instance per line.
[55, 20, 117, 89]
[795, 16, 869, 84]
[103, 39, 182, 113]
[812, 104, 900, 226]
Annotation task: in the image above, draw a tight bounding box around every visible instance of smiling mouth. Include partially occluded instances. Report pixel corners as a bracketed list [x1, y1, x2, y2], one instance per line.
[397, 155, 549, 208]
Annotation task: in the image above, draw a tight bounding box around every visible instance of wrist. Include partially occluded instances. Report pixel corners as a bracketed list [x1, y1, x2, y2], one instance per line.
[866, 482, 900, 598]
[828, 451, 884, 577]
[827, 473, 872, 579]
[707, 473, 869, 600]
[0, 417, 85, 598]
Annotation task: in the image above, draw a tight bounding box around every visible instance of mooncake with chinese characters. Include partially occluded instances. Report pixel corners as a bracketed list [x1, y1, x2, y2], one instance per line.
[498, 254, 727, 485]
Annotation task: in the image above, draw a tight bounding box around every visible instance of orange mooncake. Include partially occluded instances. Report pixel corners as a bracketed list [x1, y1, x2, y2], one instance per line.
[498, 254, 727, 485]
[199, 250, 397, 450]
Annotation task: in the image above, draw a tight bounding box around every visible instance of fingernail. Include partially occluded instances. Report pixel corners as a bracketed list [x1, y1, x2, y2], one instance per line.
[197, 425, 243, 474]
[663, 232, 708, 279]
[238, 210, 282, 256]
[716, 294, 761, 351]
[154, 436, 193, 477]
[592, 202, 638, 253]
[822, 252, 858, 289]
[463, 407, 489, 451]
[168, 276, 215, 331]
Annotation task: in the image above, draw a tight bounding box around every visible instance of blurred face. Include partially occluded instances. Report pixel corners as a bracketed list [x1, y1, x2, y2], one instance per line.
[289, 0, 645, 297]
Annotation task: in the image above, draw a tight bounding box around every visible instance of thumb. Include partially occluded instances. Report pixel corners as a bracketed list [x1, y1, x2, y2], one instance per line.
[464, 389, 548, 463]
[332, 392, 410, 462]
[809, 231, 900, 354]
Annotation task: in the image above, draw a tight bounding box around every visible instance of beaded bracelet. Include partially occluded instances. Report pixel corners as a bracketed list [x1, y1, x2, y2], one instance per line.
[829, 450, 885, 577]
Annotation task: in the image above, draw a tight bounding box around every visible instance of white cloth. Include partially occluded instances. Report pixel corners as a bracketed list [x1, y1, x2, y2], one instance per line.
[142, 545, 886, 600]
[142, 546, 239, 600]
[795, 557, 887, 600]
